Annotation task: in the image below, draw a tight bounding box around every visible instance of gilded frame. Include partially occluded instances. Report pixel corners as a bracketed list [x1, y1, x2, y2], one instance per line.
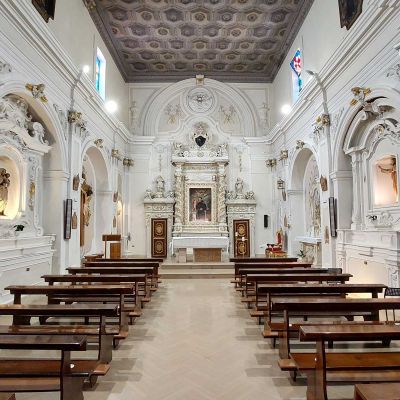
[184, 182, 216, 226]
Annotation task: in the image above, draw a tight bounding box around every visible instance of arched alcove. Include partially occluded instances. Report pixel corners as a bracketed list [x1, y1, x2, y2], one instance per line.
[80, 145, 111, 256]
[288, 147, 321, 262]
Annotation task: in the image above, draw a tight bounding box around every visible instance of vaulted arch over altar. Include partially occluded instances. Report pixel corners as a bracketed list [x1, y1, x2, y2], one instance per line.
[136, 77, 262, 261]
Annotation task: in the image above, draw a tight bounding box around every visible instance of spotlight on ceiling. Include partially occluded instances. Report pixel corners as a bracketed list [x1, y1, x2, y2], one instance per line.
[82, 65, 90, 74]
[105, 100, 118, 113]
[281, 104, 292, 115]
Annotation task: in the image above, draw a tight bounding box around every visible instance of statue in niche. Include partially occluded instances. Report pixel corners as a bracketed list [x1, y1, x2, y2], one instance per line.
[309, 186, 321, 236]
[235, 178, 244, 198]
[0, 168, 11, 216]
[155, 176, 165, 198]
[377, 156, 398, 196]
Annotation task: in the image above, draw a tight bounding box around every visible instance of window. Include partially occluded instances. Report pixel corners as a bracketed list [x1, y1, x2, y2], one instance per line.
[290, 49, 302, 102]
[95, 48, 106, 99]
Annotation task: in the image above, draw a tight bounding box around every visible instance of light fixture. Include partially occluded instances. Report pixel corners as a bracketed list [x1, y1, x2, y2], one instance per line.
[82, 65, 90, 74]
[281, 104, 291, 115]
[277, 178, 285, 190]
[105, 100, 118, 113]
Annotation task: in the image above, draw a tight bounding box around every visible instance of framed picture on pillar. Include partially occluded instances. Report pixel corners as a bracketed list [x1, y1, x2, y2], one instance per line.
[329, 197, 337, 237]
[32, 0, 56, 22]
[64, 198, 72, 240]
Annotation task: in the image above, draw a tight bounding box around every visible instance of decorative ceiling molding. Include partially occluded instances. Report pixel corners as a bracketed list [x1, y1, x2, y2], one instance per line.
[85, 0, 314, 83]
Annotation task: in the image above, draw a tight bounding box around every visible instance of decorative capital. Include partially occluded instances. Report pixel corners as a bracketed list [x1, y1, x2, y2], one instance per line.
[25, 83, 47, 103]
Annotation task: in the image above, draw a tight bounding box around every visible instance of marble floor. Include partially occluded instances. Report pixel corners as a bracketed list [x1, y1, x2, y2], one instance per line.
[14, 279, 357, 400]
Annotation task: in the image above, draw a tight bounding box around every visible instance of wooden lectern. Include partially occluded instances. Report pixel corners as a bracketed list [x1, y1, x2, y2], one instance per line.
[102, 234, 121, 259]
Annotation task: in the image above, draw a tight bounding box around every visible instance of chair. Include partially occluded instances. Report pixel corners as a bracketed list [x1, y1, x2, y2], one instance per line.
[265, 228, 287, 258]
[384, 287, 400, 322]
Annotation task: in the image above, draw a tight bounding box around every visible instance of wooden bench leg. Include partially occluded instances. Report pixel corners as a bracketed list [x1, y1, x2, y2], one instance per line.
[62, 376, 85, 400]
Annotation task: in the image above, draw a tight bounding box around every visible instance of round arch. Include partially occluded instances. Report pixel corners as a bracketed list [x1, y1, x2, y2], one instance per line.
[140, 78, 259, 137]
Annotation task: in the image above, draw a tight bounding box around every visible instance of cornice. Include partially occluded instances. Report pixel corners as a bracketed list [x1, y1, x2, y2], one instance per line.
[267, 0, 400, 144]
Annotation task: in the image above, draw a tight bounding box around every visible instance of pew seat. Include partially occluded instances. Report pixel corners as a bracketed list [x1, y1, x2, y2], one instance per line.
[0, 394, 15, 400]
[0, 334, 96, 400]
[354, 383, 400, 400]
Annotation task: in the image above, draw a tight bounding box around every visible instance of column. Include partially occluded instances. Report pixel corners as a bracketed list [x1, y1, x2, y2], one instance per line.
[350, 152, 363, 230]
[173, 163, 183, 233]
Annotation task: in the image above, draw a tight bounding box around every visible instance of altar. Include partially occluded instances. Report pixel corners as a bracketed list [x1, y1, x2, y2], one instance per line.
[171, 236, 229, 262]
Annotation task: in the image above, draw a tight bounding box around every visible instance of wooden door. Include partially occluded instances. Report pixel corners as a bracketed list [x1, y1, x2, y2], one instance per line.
[233, 219, 250, 257]
[151, 218, 167, 258]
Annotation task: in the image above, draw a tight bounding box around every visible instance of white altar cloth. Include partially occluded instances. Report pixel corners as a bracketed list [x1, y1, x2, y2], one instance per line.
[171, 237, 229, 253]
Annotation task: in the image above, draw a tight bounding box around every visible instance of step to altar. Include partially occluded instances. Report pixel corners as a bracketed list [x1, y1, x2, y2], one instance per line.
[160, 262, 234, 279]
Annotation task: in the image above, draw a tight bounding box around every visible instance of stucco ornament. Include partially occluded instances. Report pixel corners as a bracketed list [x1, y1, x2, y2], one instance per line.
[187, 87, 215, 113]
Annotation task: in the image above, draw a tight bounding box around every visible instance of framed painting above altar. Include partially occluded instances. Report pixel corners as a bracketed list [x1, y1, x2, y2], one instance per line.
[185, 184, 216, 225]
[189, 188, 211, 222]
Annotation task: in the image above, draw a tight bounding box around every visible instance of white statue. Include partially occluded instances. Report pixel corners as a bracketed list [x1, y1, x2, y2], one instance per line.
[0, 168, 10, 216]
[235, 178, 244, 197]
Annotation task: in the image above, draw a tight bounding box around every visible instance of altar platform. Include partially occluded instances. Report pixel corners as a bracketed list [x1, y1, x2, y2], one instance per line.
[160, 261, 234, 279]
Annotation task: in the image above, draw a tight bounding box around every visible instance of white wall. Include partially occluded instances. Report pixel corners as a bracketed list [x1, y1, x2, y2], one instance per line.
[48, 0, 129, 126]
[271, 0, 348, 126]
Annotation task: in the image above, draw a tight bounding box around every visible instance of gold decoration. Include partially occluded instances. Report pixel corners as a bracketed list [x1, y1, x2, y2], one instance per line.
[111, 149, 122, 160]
[29, 181, 35, 210]
[296, 140, 305, 149]
[279, 150, 288, 160]
[266, 158, 277, 169]
[25, 83, 47, 102]
[94, 139, 103, 148]
[350, 87, 371, 106]
[123, 158, 134, 167]
[68, 111, 83, 124]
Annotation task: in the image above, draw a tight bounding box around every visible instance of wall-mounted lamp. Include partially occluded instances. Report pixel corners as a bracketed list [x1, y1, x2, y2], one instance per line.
[277, 178, 285, 190]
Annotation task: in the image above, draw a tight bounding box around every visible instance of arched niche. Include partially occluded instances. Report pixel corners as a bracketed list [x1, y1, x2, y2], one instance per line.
[80, 145, 111, 256]
[0, 148, 23, 220]
[341, 95, 400, 230]
[140, 78, 259, 137]
[288, 147, 321, 263]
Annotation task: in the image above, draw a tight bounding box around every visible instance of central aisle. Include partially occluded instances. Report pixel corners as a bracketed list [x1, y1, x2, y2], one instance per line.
[87, 279, 306, 400]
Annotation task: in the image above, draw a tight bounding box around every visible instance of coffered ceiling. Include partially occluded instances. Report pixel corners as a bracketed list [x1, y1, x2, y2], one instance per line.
[85, 0, 314, 83]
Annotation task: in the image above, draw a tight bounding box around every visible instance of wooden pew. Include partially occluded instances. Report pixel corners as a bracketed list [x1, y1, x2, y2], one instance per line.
[5, 284, 134, 345]
[83, 262, 159, 289]
[236, 267, 331, 294]
[42, 273, 146, 313]
[273, 298, 400, 365]
[261, 283, 386, 325]
[0, 303, 118, 365]
[232, 261, 311, 285]
[297, 324, 400, 400]
[0, 334, 91, 400]
[0, 394, 15, 400]
[230, 257, 298, 262]
[354, 383, 400, 400]
[67, 267, 154, 301]
[96, 257, 164, 262]
[241, 273, 352, 306]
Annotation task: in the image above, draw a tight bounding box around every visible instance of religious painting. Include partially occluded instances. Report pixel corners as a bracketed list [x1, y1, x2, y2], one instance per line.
[338, 0, 363, 30]
[373, 155, 398, 206]
[32, 0, 56, 23]
[189, 188, 212, 223]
